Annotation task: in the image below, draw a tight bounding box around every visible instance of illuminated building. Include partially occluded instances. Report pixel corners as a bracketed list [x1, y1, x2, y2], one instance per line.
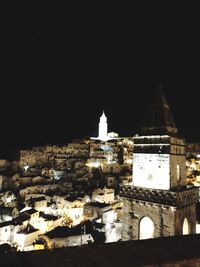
[186, 143, 200, 157]
[120, 87, 198, 240]
[98, 111, 108, 141]
[92, 111, 119, 142]
[39, 222, 94, 249]
[92, 187, 115, 204]
[185, 144, 200, 186]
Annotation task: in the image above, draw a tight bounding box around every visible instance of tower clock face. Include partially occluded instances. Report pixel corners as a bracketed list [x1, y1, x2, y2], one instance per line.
[133, 154, 170, 190]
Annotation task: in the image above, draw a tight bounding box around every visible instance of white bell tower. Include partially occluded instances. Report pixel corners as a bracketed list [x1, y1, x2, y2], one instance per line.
[98, 111, 108, 141]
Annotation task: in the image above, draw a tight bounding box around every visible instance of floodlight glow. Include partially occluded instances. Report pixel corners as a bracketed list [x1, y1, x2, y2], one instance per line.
[24, 165, 29, 172]
[86, 162, 99, 168]
[133, 153, 170, 190]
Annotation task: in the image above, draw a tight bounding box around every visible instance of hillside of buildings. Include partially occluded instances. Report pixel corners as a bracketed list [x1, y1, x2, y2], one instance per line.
[0, 136, 199, 251]
[0, 137, 133, 250]
[0, 100, 200, 253]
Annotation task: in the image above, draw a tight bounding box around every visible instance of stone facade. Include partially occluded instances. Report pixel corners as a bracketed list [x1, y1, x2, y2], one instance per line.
[122, 199, 174, 240]
[133, 135, 186, 190]
[121, 197, 197, 240]
[121, 87, 198, 241]
[120, 185, 198, 208]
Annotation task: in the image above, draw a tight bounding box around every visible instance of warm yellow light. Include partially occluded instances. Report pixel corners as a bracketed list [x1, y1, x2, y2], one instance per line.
[86, 162, 99, 168]
[24, 165, 29, 172]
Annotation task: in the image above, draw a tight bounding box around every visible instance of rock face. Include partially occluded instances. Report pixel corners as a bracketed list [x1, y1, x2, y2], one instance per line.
[121, 87, 198, 240]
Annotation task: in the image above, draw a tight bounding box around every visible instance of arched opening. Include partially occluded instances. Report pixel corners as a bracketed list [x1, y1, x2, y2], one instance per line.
[177, 164, 181, 182]
[183, 218, 189, 235]
[139, 216, 154, 240]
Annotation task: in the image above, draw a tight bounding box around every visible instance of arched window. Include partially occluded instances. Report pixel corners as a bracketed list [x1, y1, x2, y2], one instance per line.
[177, 164, 181, 182]
[183, 218, 189, 235]
[139, 216, 154, 240]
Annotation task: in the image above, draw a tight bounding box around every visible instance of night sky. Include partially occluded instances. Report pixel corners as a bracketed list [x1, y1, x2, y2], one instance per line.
[1, 2, 200, 157]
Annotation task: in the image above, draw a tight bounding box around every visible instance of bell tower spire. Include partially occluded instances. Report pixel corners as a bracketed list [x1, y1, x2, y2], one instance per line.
[120, 85, 198, 241]
[141, 85, 178, 136]
[98, 110, 108, 141]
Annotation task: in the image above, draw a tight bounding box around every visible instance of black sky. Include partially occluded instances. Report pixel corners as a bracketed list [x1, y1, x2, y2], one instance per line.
[1, 2, 200, 157]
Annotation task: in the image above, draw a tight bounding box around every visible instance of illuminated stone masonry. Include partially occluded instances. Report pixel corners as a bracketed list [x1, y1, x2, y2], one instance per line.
[121, 87, 198, 241]
[121, 195, 197, 240]
[120, 185, 199, 209]
[120, 185, 199, 240]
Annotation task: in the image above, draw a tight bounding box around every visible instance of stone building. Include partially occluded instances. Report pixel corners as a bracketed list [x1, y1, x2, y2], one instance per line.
[19, 150, 47, 169]
[186, 142, 200, 157]
[98, 111, 108, 141]
[120, 87, 198, 240]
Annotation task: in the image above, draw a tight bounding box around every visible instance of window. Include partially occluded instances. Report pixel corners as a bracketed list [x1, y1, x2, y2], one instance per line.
[177, 164, 181, 182]
[183, 218, 189, 235]
[139, 216, 154, 240]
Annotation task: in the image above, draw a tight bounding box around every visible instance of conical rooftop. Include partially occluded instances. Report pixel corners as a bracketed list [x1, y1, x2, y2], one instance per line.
[101, 110, 106, 118]
[141, 85, 178, 136]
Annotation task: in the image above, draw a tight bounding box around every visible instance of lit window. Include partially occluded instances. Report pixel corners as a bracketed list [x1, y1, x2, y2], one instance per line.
[177, 164, 181, 182]
[139, 216, 154, 240]
[183, 218, 189, 235]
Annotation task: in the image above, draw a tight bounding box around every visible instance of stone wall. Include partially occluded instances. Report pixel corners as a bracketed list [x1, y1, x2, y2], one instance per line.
[170, 154, 186, 189]
[122, 199, 176, 241]
[120, 185, 199, 208]
[122, 196, 197, 241]
[175, 204, 197, 235]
